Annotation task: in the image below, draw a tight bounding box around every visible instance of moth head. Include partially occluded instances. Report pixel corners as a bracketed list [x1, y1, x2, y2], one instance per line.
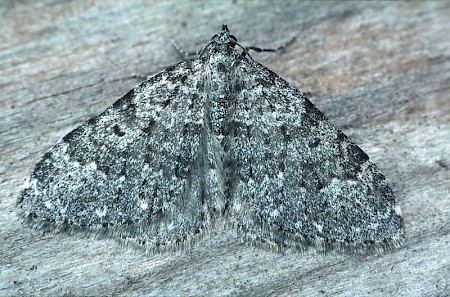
[211, 24, 237, 47]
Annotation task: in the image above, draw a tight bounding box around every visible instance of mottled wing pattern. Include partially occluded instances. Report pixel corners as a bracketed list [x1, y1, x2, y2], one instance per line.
[17, 60, 213, 250]
[17, 25, 404, 254]
[226, 60, 404, 252]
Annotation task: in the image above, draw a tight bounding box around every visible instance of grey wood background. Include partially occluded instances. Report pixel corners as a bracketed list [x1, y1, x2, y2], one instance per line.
[1, 1, 449, 296]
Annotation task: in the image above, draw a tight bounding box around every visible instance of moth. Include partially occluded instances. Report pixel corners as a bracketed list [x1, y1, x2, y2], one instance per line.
[18, 25, 404, 253]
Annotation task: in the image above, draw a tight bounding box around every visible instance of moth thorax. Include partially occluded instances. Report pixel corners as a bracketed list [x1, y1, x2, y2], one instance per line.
[206, 51, 238, 138]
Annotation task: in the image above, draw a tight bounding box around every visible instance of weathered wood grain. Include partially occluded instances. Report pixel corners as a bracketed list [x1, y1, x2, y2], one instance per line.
[1, 1, 449, 296]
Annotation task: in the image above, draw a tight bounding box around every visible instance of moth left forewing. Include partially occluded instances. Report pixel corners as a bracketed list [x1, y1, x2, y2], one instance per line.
[17, 60, 216, 252]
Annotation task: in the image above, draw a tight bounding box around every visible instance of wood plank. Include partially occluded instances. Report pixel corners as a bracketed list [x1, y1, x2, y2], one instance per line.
[1, 1, 449, 296]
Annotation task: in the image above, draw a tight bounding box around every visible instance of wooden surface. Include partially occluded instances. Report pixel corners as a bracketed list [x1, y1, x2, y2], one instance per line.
[1, 1, 449, 296]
